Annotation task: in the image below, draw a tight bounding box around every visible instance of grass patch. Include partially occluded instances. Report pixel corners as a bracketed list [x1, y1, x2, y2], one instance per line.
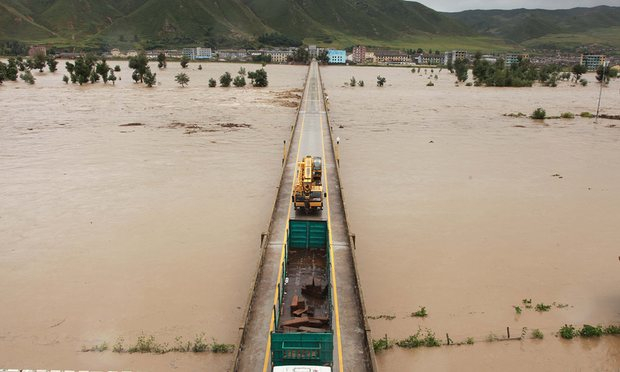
[559, 324, 577, 339]
[560, 112, 575, 119]
[531, 329, 544, 339]
[522, 298, 533, 309]
[580, 112, 594, 118]
[368, 314, 396, 320]
[396, 328, 441, 348]
[127, 334, 166, 354]
[466, 337, 475, 345]
[513, 305, 522, 314]
[411, 306, 428, 318]
[81, 342, 108, 352]
[372, 336, 393, 352]
[486, 332, 500, 342]
[210, 340, 235, 353]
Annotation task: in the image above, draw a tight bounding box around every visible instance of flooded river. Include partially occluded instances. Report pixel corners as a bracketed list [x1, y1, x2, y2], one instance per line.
[0, 61, 306, 371]
[2, 60, 619, 371]
[321, 66, 620, 370]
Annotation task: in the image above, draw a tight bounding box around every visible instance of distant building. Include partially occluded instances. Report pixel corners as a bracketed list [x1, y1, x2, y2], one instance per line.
[28, 46, 46, 57]
[415, 53, 444, 65]
[481, 54, 497, 63]
[504, 53, 529, 67]
[182, 48, 196, 60]
[375, 49, 410, 64]
[126, 50, 138, 58]
[580, 54, 606, 71]
[216, 49, 249, 61]
[110, 48, 121, 57]
[195, 47, 212, 60]
[308, 45, 318, 58]
[352, 46, 366, 64]
[165, 50, 182, 59]
[327, 50, 346, 64]
[268, 50, 293, 63]
[364, 51, 377, 64]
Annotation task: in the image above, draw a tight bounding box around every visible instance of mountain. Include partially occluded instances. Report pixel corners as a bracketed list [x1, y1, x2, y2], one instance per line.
[444, 6, 620, 49]
[0, 0, 470, 49]
[0, 0, 619, 52]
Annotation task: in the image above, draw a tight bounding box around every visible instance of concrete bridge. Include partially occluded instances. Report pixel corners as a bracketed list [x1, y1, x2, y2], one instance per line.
[233, 61, 377, 372]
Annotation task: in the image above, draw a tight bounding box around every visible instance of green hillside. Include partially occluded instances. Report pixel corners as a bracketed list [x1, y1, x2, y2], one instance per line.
[445, 6, 620, 50]
[0, 0, 618, 52]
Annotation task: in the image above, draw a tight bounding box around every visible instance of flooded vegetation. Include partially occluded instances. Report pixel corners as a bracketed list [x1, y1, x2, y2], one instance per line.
[0, 61, 306, 371]
[321, 65, 620, 371]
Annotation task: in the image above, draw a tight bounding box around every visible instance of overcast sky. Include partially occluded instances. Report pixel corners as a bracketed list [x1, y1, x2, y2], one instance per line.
[413, 0, 620, 12]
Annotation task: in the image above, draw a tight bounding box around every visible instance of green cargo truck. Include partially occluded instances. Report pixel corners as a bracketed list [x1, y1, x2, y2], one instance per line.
[271, 219, 334, 370]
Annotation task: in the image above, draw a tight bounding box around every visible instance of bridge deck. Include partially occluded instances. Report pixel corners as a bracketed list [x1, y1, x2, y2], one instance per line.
[234, 62, 375, 372]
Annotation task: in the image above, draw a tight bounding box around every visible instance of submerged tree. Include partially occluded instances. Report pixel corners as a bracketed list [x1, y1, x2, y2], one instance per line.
[143, 68, 157, 87]
[128, 52, 149, 83]
[247, 68, 268, 87]
[46, 55, 58, 72]
[376, 75, 386, 87]
[180, 55, 190, 68]
[175, 72, 189, 87]
[157, 52, 167, 69]
[219, 72, 232, 87]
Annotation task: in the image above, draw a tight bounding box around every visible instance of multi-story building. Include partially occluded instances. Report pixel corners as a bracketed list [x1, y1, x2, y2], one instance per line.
[165, 50, 182, 59]
[504, 53, 530, 66]
[216, 49, 249, 61]
[182, 48, 196, 60]
[375, 49, 410, 64]
[308, 45, 318, 58]
[268, 50, 294, 63]
[415, 53, 444, 65]
[364, 51, 377, 64]
[327, 49, 346, 64]
[444, 50, 469, 65]
[352, 46, 366, 64]
[580, 54, 606, 71]
[195, 47, 212, 60]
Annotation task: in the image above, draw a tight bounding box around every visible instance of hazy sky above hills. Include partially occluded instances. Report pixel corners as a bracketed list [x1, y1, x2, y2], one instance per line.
[415, 0, 620, 12]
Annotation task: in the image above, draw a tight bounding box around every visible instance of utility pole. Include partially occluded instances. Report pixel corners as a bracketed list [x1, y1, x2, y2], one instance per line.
[595, 60, 609, 124]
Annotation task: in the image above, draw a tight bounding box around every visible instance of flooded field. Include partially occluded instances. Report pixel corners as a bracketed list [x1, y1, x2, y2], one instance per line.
[0, 61, 306, 371]
[320, 66, 620, 371]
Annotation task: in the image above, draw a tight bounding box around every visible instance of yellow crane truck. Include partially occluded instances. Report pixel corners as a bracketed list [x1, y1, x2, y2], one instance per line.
[293, 156, 323, 211]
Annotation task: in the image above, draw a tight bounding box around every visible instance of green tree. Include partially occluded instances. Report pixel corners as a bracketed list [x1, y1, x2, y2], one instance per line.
[292, 48, 309, 64]
[62, 74, 69, 84]
[454, 58, 469, 82]
[318, 50, 329, 64]
[114, 65, 121, 72]
[46, 56, 58, 72]
[446, 60, 454, 73]
[175, 72, 189, 87]
[108, 70, 117, 85]
[0, 61, 6, 85]
[89, 69, 99, 84]
[6, 58, 19, 81]
[247, 68, 268, 87]
[198, 64, 202, 70]
[220, 71, 232, 87]
[73, 56, 94, 85]
[233, 75, 246, 87]
[132, 70, 141, 83]
[572, 64, 587, 81]
[32, 52, 46, 72]
[157, 52, 167, 69]
[96, 60, 110, 84]
[350, 76, 356, 86]
[596, 64, 611, 84]
[376, 75, 386, 87]
[20, 69, 35, 84]
[143, 68, 156, 87]
[208, 78, 217, 87]
[238, 67, 246, 76]
[180, 55, 190, 68]
[128, 52, 149, 83]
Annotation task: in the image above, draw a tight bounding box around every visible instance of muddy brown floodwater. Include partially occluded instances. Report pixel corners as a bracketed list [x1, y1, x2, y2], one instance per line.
[321, 66, 620, 371]
[0, 61, 306, 371]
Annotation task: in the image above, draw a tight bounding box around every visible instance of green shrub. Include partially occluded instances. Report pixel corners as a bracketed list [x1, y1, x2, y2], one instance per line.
[560, 112, 575, 119]
[580, 324, 603, 337]
[532, 108, 546, 120]
[535, 303, 552, 312]
[211, 340, 235, 353]
[426, 81, 435, 86]
[580, 112, 593, 118]
[397, 328, 441, 348]
[411, 306, 428, 317]
[531, 329, 544, 339]
[466, 337, 474, 345]
[604, 325, 620, 335]
[559, 324, 577, 339]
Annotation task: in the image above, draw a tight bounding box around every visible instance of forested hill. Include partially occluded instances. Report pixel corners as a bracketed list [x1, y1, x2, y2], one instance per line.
[0, 0, 618, 51]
